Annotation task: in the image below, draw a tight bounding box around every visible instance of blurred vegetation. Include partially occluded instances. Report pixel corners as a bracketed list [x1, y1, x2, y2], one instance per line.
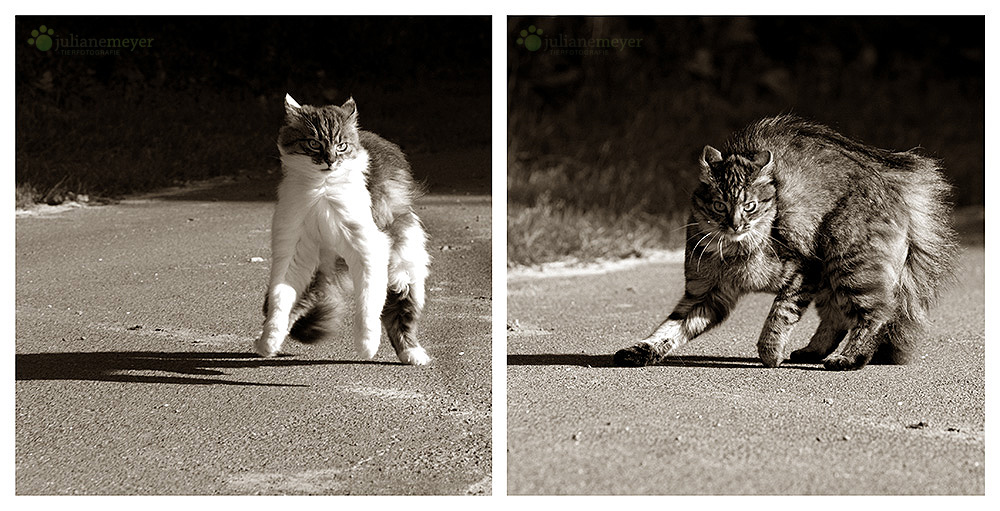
[508, 16, 984, 266]
[16, 16, 490, 206]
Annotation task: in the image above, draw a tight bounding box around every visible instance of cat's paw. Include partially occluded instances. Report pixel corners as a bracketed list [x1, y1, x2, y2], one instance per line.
[398, 347, 431, 366]
[254, 336, 282, 358]
[822, 354, 866, 371]
[757, 345, 784, 368]
[355, 337, 380, 360]
[613, 343, 662, 367]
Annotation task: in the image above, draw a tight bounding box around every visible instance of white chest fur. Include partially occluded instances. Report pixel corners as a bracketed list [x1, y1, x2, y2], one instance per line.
[274, 149, 378, 254]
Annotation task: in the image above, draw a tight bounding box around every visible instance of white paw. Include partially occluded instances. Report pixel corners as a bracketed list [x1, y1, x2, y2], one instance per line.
[398, 347, 431, 366]
[254, 335, 282, 358]
[355, 337, 380, 360]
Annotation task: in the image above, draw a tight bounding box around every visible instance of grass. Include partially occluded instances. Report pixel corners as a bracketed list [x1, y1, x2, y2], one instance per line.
[507, 18, 983, 267]
[14, 17, 491, 208]
[16, 88, 274, 203]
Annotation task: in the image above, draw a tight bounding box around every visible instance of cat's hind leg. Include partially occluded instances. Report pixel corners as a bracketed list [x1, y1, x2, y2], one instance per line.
[789, 320, 846, 363]
[820, 279, 896, 371]
[382, 283, 430, 365]
[822, 320, 888, 370]
[383, 211, 431, 365]
[869, 318, 919, 365]
[788, 295, 847, 363]
[821, 223, 906, 371]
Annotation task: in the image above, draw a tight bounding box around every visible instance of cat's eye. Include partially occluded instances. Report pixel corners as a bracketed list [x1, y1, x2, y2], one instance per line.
[305, 140, 322, 151]
[712, 201, 727, 213]
[744, 201, 757, 213]
[335, 142, 349, 153]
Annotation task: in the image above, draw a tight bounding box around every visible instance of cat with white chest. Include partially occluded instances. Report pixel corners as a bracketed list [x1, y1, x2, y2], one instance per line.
[255, 94, 431, 365]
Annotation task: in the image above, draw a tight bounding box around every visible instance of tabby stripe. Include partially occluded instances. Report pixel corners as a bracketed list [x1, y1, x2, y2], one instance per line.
[666, 293, 699, 320]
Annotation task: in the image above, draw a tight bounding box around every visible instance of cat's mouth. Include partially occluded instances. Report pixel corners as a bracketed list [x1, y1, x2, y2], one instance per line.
[723, 226, 757, 243]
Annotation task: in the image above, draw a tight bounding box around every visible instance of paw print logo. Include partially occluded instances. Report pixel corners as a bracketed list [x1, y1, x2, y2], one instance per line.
[516, 25, 543, 52]
[28, 25, 55, 51]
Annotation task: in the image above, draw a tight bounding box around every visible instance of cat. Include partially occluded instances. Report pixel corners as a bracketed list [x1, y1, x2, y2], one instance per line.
[614, 115, 957, 371]
[254, 93, 431, 365]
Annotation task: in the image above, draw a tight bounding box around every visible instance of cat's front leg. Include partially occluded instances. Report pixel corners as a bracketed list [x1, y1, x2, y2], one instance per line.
[257, 284, 295, 357]
[615, 285, 740, 366]
[343, 232, 392, 360]
[257, 254, 317, 357]
[756, 267, 814, 367]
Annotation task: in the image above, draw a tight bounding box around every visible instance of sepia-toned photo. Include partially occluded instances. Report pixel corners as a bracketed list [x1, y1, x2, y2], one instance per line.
[507, 16, 984, 495]
[15, 15, 491, 495]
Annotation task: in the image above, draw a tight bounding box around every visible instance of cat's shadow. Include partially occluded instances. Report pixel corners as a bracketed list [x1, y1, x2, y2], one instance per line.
[506, 353, 825, 370]
[15, 350, 401, 387]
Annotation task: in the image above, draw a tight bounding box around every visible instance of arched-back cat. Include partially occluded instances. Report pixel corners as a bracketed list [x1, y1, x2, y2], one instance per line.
[615, 115, 957, 371]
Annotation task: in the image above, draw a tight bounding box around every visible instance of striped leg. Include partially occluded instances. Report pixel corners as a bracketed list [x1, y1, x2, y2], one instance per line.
[757, 268, 814, 367]
[823, 320, 886, 370]
[615, 286, 740, 366]
[822, 277, 900, 370]
[820, 221, 905, 371]
[789, 297, 847, 363]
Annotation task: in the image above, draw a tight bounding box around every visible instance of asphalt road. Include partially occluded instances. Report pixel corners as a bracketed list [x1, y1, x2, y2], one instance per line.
[15, 153, 491, 495]
[507, 243, 984, 495]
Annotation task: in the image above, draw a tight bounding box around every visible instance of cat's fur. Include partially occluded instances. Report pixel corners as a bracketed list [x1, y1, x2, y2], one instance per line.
[615, 115, 957, 371]
[255, 94, 431, 365]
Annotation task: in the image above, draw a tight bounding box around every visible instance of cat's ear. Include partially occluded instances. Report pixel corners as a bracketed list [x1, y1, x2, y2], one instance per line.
[752, 149, 773, 170]
[284, 93, 301, 118]
[699, 145, 723, 184]
[342, 97, 358, 125]
[751, 150, 774, 185]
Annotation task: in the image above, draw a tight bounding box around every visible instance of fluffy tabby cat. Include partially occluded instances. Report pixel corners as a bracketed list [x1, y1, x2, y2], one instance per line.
[615, 115, 957, 371]
[255, 94, 431, 365]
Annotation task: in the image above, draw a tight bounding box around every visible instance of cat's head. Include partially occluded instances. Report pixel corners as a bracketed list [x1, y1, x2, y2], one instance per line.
[692, 145, 777, 244]
[278, 94, 361, 172]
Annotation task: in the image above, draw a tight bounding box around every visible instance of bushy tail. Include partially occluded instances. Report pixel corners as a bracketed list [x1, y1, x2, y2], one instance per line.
[882, 154, 959, 361]
[290, 301, 341, 343]
[288, 267, 352, 344]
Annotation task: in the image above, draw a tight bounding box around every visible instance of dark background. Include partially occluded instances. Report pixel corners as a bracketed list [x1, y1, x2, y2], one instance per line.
[15, 16, 491, 204]
[507, 16, 984, 264]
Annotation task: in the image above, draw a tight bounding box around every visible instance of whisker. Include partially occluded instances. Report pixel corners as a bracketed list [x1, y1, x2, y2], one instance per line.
[693, 230, 714, 250]
[696, 232, 714, 273]
[756, 230, 780, 261]
[673, 222, 700, 233]
[687, 229, 710, 244]
[768, 235, 790, 254]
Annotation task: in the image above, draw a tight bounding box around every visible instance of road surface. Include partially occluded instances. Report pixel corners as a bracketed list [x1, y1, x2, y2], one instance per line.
[507, 242, 984, 495]
[15, 154, 491, 495]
